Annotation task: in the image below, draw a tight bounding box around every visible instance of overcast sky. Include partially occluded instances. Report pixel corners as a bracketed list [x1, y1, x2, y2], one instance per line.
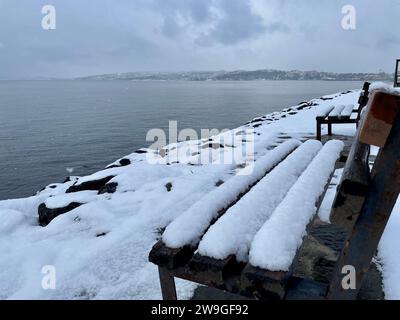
[0, 0, 399, 78]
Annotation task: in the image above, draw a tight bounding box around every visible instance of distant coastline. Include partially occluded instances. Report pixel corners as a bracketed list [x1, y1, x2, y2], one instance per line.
[76, 69, 393, 82]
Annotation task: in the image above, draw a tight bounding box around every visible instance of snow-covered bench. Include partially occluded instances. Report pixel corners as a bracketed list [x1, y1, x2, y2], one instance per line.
[316, 82, 370, 141]
[149, 90, 400, 300]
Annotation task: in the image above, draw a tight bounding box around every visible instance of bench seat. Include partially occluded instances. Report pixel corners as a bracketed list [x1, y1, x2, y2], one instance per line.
[150, 139, 345, 299]
[316, 83, 371, 141]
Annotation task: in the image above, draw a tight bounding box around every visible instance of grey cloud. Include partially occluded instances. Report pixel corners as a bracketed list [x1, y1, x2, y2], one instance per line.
[0, 0, 399, 78]
[155, 0, 288, 46]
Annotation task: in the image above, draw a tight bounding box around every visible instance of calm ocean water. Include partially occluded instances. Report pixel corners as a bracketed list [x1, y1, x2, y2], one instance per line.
[0, 80, 364, 200]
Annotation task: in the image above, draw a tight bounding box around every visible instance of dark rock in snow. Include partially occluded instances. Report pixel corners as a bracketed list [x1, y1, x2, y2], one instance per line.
[320, 97, 334, 101]
[106, 158, 131, 169]
[119, 158, 131, 166]
[96, 232, 108, 237]
[98, 182, 118, 195]
[165, 182, 173, 192]
[66, 176, 115, 193]
[202, 143, 224, 149]
[38, 202, 83, 226]
[135, 149, 148, 154]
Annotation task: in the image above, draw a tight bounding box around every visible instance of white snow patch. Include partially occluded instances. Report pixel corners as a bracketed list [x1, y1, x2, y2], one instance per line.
[378, 198, 400, 300]
[45, 191, 100, 209]
[369, 82, 400, 96]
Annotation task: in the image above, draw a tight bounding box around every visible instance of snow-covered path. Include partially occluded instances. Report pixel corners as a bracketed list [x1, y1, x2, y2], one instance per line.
[0, 84, 399, 299]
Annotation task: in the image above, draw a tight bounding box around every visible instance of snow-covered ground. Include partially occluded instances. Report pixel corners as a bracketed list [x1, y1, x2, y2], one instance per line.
[0, 83, 399, 300]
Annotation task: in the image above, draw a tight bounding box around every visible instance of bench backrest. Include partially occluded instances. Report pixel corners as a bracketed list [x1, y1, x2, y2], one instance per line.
[327, 90, 400, 299]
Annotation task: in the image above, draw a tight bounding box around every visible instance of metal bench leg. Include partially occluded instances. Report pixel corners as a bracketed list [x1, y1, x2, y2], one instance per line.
[317, 120, 322, 141]
[158, 267, 178, 300]
[328, 123, 333, 136]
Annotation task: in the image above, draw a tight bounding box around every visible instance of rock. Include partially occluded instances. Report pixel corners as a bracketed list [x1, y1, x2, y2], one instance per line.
[165, 182, 173, 192]
[135, 149, 148, 154]
[98, 182, 118, 195]
[215, 180, 224, 187]
[202, 143, 224, 149]
[66, 176, 115, 193]
[119, 159, 130, 166]
[106, 159, 131, 169]
[96, 232, 108, 237]
[38, 202, 83, 226]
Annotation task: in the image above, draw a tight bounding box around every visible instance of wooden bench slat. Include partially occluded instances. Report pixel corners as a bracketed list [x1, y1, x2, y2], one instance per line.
[149, 240, 194, 270]
[339, 104, 355, 119]
[328, 105, 346, 119]
[316, 106, 335, 120]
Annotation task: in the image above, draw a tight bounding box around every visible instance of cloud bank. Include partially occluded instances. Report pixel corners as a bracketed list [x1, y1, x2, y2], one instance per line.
[0, 0, 399, 78]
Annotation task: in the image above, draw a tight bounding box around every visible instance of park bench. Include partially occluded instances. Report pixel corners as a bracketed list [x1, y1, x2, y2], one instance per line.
[149, 89, 400, 300]
[316, 82, 370, 141]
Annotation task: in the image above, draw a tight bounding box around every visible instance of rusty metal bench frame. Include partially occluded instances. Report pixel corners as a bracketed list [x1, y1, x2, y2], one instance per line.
[149, 90, 400, 300]
[316, 82, 371, 141]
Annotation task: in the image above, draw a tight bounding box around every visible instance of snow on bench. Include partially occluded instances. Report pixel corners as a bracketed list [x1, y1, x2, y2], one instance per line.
[316, 105, 335, 119]
[328, 105, 346, 119]
[339, 104, 355, 119]
[162, 139, 301, 248]
[249, 140, 344, 271]
[197, 140, 322, 262]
